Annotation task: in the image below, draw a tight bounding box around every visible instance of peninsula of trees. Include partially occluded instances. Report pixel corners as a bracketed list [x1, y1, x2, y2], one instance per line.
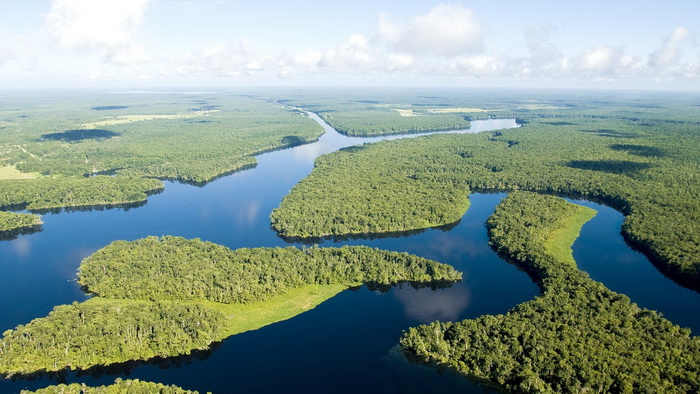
[0, 236, 461, 376]
[0, 94, 323, 233]
[400, 192, 700, 392]
[271, 113, 700, 288]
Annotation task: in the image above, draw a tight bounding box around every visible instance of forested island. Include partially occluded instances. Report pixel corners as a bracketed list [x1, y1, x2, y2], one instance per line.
[0, 236, 460, 376]
[22, 379, 198, 393]
[401, 192, 700, 392]
[271, 110, 700, 288]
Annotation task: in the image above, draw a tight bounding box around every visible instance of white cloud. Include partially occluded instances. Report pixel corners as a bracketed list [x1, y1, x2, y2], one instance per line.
[385, 53, 413, 71]
[197, 40, 258, 77]
[106, 44, 151, 65]
[378, 4, 482, 56]
[576, 45, 643, 78]
[648, 27, 695, 70]
[452, 54, 500, 76]
[318, 34, 373, 70]
[46, 0, 151, 50]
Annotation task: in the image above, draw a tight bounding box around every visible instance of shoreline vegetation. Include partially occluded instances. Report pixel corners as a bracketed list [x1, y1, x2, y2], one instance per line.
[0, 95, 324, 233]
[21, 378, 199, 393]
[271, 114, 700, 290]
[400, 191, 700, 392]
[0, 236, 461, 377]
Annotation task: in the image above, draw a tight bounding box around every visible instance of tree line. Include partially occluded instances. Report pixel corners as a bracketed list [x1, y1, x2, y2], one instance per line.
[400, 192, 700, 393]
[1, 236, 461, 376]
[271, 115, 700, 289]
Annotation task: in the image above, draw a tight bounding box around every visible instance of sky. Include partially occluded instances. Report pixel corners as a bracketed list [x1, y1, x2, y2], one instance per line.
[1, 0, 699, 90]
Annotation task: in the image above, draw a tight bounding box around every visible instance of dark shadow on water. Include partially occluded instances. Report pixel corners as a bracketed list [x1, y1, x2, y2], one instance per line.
[277, 220, 461, 245]
[30, 200, 149, 215]
[153, 163, 258, 188]
[0, 224, 43, 241]
[1, 343, 222, 384]
[40, 129, 120, 142]
[365, 280, 459, 293]
[395, 347, 505, 393]
[623, 232, 700, 293]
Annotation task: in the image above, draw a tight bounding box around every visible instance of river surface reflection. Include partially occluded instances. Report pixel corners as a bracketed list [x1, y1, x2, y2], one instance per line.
[1, 115, 697, 393]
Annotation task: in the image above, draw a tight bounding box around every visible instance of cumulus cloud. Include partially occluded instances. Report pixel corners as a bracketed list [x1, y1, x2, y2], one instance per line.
[196, 40, 259, 77]
[575, 45, 643, 78]
[318, 34, 374, 70]
[648, 27, 695, 71]
[46, 0, 151, 50]
[452, 54, 500, 76]
[377, 4, 482, 56]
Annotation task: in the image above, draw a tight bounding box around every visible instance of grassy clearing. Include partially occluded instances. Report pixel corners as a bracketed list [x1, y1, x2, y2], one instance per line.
[0, 165, 39, 180]
[427, 107, 492, 113]
[203, 283, 351, 337]
[81, 110, 220, 128]
[391, 108, 417, 117]
[544, 204, 597, 267]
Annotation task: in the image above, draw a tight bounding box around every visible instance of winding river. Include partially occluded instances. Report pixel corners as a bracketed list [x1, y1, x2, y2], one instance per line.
[1, 114, 699, 393]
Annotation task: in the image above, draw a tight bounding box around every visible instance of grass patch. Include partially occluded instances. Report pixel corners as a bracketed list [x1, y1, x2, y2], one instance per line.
[0, 165, 40, 180]
[427, 107, 492, 113]
[392, 108, 417, 117]
[81, 110, 219, 128]
[203, 283, 351, 337]
[543, 204, 597, 267]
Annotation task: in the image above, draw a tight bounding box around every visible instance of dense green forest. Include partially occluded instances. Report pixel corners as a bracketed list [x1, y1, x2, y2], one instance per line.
[0, 211, 42, 234]
[0, 176, 163, 211]
[0, 95, 323, 183]
[318, 109, 471, 136]
[400, 192, 700, 393]
[79, 236, 461, 303]
[0, 93, 323, 233]
[271, 111, 700, 288]
[0, 236, 460, 376]
[23, 378, 199, 393]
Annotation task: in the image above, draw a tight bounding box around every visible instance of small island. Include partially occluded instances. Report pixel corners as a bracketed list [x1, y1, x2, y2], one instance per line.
[22, 378, 198, 393]
[0, 236, 461, 377]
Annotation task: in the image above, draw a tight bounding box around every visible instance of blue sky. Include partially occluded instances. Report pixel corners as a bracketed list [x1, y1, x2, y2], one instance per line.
[1, 1, 699, 90]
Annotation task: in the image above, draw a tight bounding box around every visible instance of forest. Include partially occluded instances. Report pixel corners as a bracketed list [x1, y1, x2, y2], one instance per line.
[0, 93, 323, 233]
[0, 236, 460, 376]
[271, 108, 700, 288]
[400, 191, 700, 393]
[22, 378, 198, 393]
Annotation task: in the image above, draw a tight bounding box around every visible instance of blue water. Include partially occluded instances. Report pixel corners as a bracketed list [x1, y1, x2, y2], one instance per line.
[1, 115, 698, 393]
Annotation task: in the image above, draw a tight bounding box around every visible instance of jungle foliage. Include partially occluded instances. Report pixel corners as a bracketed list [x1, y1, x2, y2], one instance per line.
[79, 236, 461, 303]
[0, 176, 163, 212]
[271, 111, 700, 288]
[400, 192, 700, 393]
[0, 93, 322, 232]
[0, 211, 42, 233]
[0, 236, 460, 376]
[23, 378, 199, 393]
[318, 109, 471, 136]
[1, 94, 322, 183]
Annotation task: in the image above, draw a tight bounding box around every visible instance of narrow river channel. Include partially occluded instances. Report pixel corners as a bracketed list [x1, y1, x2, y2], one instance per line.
[1, 114, 697, 393]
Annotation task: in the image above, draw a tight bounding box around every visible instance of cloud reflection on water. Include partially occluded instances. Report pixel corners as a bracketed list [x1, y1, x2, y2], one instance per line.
[393, 284, 471, 323]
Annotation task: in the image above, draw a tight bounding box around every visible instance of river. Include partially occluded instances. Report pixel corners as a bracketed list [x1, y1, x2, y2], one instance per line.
[1, 114, 698, 393]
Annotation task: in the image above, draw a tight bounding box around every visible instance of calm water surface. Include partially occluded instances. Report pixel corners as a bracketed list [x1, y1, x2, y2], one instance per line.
[1, 116, 698, 393]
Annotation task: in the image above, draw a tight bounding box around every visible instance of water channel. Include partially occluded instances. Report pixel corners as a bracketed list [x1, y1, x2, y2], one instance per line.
[1, 114, 698, 393]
